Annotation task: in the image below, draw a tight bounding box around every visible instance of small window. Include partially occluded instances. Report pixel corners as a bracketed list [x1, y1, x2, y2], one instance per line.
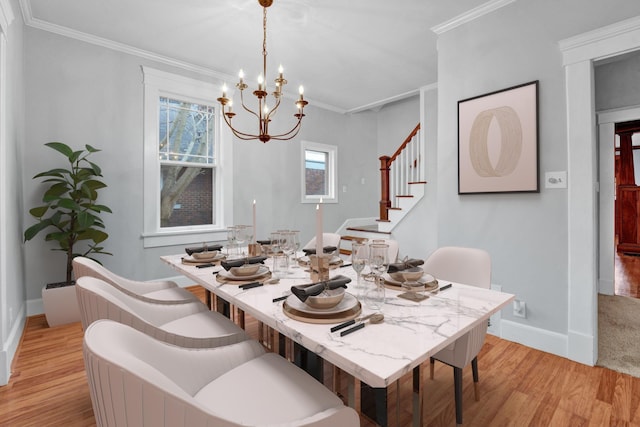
[301, 141, 337, 203]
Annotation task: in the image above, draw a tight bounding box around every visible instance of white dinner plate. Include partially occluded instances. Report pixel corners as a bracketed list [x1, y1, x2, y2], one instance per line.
[217, 265, 270, 281]
[383, 273, 438, 288]
[285, 292, 358, 315]
[183, 253, 225, 263]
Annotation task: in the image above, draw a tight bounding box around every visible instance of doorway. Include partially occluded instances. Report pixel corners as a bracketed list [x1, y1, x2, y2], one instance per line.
[613, 120, 640, 298]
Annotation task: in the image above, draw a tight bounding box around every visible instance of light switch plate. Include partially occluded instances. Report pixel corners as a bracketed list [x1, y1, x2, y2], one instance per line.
[545, 171, 567, 189]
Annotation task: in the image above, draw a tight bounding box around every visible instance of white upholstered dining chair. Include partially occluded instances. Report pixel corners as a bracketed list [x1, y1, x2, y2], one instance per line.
[84, 319, 360, 427]
[73, 256, 200, 304]
[422, 246, 491, 426]
[76, 276, 249, 348]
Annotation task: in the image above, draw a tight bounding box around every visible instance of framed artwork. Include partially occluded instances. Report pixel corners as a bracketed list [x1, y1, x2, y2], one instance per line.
[458, 80, 539, 194]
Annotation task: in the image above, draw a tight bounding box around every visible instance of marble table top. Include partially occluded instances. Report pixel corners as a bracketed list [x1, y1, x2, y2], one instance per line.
[161, 253, 514, 388]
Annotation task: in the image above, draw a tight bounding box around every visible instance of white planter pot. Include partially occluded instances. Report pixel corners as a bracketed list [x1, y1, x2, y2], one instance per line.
[42, 283, 81, 327]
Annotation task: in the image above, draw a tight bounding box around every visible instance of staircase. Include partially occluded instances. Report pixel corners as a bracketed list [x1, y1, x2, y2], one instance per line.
[338, 123, 426, 253]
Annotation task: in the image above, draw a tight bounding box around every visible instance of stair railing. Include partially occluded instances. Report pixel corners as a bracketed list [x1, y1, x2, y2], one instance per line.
[379, 124, 422, 221]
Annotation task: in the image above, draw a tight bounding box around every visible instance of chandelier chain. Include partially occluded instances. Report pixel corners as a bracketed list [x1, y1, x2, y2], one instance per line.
[263, 6, 268, 78]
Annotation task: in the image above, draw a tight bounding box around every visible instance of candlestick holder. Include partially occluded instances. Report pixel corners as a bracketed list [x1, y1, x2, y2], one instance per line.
[310, 254, 331, 282]
[248, 243, 262, 257]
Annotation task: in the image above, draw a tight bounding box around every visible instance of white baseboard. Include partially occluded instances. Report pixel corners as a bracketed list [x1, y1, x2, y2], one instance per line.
[27, 297, 44, 316]
[499, 319, 569, 360]
[0, 303, 27, 385]
[568, 329, 596, 366]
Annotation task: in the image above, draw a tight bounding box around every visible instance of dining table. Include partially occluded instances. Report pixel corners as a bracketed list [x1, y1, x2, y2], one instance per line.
[160, 252, 514, 427]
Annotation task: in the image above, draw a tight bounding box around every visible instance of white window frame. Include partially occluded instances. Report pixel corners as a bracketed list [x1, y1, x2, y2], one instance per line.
[300, 140, 338, 204]
[141, 66, 233, 248]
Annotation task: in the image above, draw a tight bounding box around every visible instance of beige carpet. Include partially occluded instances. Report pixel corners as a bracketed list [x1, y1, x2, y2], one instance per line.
[597, 294, 640, 378]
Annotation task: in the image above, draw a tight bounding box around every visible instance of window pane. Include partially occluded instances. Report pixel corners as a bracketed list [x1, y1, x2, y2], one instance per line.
[160, 166, 214, 228]
[305, 149, 328, 195]
[159, 97, 215, 164]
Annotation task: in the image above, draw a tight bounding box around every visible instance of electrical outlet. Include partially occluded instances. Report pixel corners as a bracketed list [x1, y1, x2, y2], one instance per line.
[513, 300, 526, 318]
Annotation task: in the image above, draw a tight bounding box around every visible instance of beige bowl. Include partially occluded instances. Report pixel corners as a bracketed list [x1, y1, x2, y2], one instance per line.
[389, 267, 424, 282]
[193, 251, 218, 260]
[306, 287, 345, 309]
[230, 264, 261, 276]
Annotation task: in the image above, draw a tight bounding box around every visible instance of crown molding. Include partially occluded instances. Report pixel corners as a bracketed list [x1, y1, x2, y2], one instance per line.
[0, 0, 15, 34]
[559, 14, 640, 65]
[431, 0, 516, 35]
[346, 88, 421, 114]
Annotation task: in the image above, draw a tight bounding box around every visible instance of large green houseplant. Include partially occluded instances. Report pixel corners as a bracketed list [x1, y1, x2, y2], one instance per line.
[24, 142, 112, 287]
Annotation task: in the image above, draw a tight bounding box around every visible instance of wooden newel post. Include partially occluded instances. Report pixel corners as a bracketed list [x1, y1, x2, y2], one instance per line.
[379, 155, 391, 221]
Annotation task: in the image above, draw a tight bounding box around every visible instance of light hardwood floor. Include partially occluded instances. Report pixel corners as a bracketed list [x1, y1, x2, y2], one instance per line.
[2, 286, 640, 426]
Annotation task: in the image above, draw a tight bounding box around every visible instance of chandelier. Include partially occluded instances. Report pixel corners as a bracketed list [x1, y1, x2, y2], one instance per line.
[217, 0, 308, 143]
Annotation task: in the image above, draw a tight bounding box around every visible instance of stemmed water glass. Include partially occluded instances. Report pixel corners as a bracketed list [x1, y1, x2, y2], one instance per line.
[367, 243, 388, 310]
[226, 226, 238, 257]
[351, 242, 368, 299]
[235, 225, 252, 257]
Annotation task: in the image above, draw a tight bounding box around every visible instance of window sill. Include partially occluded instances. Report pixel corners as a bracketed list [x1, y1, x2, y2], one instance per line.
[142, 229, 228, 248]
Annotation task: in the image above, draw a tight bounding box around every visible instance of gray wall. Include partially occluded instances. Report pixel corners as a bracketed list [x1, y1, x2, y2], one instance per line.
[398, 0, 640, 338]
[22, 26, 379, 301]
[595, 51, 640, 111]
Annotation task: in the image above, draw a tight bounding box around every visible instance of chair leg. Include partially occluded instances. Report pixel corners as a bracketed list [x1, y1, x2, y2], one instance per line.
[471, 356, 480, 401]
[429, 357, 435, 379]
[454, 366, 463, 426]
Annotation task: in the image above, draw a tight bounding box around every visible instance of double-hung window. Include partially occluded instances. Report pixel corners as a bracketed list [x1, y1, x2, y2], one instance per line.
[301, 141, 338, 203]
[142, 67, 232, 247]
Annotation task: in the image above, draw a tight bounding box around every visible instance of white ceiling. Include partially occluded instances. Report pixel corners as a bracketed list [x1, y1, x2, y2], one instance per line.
[23, 0, 493, 112]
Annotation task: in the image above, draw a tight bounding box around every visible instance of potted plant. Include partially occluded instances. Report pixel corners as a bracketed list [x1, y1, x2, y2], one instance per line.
[24, 142, 112, 325]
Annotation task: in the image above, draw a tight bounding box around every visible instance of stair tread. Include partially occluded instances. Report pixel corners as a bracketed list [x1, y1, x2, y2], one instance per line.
[345, 225, 391, 235]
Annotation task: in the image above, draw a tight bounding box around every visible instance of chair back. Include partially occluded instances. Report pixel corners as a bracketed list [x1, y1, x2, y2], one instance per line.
[423, 246, 491, 288]
[83, 320, 266, 427]
[76, 276, 202, 328]
[76, 276, 246, 348]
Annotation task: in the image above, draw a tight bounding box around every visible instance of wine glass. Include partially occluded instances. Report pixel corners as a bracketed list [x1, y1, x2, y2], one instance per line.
[235, 225, 251, 256]
[226, 226, 238, 257]
[351, 242, 368, 298]
[269, 231, 283, 278]
[280, 230, 297, 274]
[367, 243, 388, 310]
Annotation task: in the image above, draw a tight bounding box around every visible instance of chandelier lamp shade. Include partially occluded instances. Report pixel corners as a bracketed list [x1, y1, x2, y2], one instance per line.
[217, 0, 308, 143]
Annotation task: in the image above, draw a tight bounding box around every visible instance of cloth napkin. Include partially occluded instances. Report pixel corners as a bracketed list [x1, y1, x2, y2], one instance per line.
[220, 256, 267, 271]
[302, 246, 338, 256]
[291, 275, 351, 302]
[185, 244, 223, 256]
[387, 258, 424, 273]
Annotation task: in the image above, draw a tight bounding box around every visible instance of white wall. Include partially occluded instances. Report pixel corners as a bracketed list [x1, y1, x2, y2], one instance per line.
[0, 0, 26, 386]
